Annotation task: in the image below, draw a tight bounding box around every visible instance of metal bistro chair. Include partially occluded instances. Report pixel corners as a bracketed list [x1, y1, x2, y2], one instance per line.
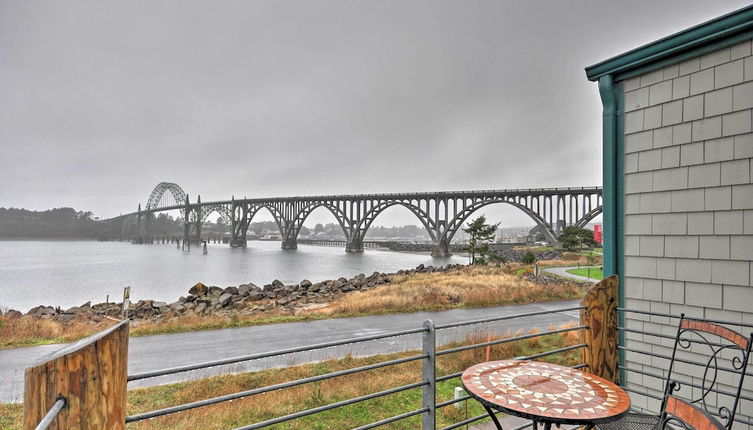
[597, 315, 753, 430]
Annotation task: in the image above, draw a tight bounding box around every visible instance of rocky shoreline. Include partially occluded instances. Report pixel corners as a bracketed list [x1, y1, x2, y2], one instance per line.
[13, 264, 467, 323]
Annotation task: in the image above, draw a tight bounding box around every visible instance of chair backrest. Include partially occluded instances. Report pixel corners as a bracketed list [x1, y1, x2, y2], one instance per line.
[662, 394, 725, 430]
[659, 315, 753, 429]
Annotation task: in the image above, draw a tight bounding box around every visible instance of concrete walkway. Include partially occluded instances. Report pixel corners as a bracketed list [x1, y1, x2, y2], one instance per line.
[0, 300, 580, 403]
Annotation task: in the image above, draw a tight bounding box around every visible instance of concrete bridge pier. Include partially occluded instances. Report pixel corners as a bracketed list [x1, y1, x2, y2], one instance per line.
[430, 240, 452, 258]
[230, 238, 247, 247]
[281, 237, 298, 250]
[345, 238, 364, 253]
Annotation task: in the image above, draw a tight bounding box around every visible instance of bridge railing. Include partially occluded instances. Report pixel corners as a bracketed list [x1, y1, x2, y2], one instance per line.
[23, 279, 620, 430]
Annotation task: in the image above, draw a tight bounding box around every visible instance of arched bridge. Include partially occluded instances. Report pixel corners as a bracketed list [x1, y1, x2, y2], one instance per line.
[119, 183, 603, 257]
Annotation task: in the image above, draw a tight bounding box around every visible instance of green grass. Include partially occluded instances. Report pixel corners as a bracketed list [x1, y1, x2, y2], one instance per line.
[566, 267, 603, 280]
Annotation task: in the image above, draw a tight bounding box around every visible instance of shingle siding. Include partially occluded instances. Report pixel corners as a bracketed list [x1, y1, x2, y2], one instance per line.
[621, 40, 753, 422]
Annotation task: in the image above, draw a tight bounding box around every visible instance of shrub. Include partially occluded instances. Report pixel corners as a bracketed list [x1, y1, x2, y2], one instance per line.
[521, 250, 536, 265]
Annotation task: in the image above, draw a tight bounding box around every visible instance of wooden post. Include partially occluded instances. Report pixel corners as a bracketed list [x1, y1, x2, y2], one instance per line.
[24, 321, 129, 430]
[580, 275, 618, 382]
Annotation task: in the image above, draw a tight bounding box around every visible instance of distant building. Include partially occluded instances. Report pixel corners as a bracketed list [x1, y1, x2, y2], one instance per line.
[593, 224, 603, 244]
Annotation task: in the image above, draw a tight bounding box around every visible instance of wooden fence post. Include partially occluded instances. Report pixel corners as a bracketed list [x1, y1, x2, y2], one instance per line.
[580, 275, 618, 382]
[24, 321, 129, 430]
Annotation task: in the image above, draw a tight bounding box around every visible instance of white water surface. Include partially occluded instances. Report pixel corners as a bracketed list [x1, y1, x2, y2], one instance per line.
[0, 240, 465, 312]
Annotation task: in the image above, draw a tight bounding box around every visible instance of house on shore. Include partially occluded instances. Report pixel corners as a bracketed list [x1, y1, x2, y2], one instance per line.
[586, 5, 753, 425]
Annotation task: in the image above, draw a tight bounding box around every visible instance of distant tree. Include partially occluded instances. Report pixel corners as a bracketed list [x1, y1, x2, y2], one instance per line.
[314, 223, 325, 234]
[521, 250, 536, 265]
[460, 215, 499, 265]
[559, 226, 598, 250]
[299, 226, 311, 236]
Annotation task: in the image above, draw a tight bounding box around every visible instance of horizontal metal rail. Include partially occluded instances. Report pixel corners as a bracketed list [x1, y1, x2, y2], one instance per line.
[618, 345, 752, 377]
[350, 407, 428, 430]
[523, 343, 587, 360]
[434, 306, 585, 330]
[436, 395, 471, 409]
[619, 365, 753, 403]
[231, 381, 427, 430]
[128, 326, 427, 381]
[617, 326, 731, 349]
[34, 397, 66, 430]
[126, 353, 426, 422]
[617, 308, 753, 329]
[437, 325, 587, 356]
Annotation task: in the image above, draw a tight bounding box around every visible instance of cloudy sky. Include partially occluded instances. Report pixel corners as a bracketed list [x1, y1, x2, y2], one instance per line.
[1, 0, 750, 227]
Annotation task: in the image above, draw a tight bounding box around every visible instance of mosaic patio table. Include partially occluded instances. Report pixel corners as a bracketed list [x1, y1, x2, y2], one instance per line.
[461, 360, 631, 430]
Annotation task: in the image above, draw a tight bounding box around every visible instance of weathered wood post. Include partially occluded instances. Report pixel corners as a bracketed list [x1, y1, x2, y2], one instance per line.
[24, 321, 129, 430]
[580, 275, 618, 382]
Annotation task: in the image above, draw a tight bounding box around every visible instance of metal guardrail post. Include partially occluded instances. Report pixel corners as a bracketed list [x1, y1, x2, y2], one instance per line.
[422, 319, 436, 430]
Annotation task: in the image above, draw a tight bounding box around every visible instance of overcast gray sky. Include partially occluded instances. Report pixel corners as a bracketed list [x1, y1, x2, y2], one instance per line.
[1, 0, 750, 227]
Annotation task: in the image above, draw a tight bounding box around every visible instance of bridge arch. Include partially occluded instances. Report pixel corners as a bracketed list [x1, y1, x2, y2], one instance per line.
[146, 182, 187, 210]
[358, 201, 437, 242]
[285, 202, 352, 245]
[575, 207, 603, 228]
[244, 204, 287, 239]
[438, 198, 558, 252]
[200, 204, 232, 224]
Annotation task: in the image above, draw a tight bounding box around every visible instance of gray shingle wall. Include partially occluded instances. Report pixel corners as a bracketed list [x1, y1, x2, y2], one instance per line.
[621, 40, 753, 426]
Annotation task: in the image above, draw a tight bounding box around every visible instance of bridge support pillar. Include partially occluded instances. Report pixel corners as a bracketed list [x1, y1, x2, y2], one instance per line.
[281, 237, 298, 250]
[345, 238, 364, 253]
[430, 240, 452, 258]
[230, 237, 247, 247]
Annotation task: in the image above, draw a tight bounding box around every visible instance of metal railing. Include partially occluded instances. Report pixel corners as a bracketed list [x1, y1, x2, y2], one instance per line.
[616, 308, 753, 427]
[33, 396, 66, 430]
[125, 305, 588, 429]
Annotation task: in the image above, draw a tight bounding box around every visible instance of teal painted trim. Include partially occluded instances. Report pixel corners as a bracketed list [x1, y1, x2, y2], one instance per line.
[598, 75, 617, 278]
[615, 30, 753, 82]
[586, 4, 753, 81]
[614, 82, 626, 387]
[597, 74, 626, 385]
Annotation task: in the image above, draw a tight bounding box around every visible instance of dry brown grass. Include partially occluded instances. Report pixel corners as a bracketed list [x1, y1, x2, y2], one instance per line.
[0, 314, 115, 349]
[314, 265, 586, 317]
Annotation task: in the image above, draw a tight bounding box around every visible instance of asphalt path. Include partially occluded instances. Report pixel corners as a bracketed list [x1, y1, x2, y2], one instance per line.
[0, 299, 580, 403]
[543, 266, 599, 283]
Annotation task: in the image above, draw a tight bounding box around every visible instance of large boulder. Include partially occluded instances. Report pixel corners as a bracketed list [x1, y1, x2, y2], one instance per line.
[238, 284, 253, 296]
[223, 286, 239, 296]
[271, 279, 284, 288]
[28, 305, 56, 316]
[299, 279, 312, 289]
[248, 290, 265, 301]
[218, 293, 233, 306]
[194, 302, 208, 314]
[189, 282, 208, 296]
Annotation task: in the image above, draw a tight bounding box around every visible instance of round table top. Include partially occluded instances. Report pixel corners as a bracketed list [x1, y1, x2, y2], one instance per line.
[461, 360, 631, 424]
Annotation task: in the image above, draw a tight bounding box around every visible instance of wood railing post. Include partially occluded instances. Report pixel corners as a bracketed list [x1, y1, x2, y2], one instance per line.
[24, 321, 129, 430]
[580, 275, 618, 382]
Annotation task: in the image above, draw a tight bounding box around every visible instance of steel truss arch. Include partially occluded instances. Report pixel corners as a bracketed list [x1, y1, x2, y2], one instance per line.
[146, 182, 187, 210]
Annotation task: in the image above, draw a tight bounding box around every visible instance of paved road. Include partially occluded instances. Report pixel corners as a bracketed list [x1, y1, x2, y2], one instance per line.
[544, 266, 599, 283]
[0, 300, 580, 403]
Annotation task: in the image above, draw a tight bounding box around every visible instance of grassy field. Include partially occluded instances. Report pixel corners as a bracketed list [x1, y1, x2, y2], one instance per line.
[0, 265, 589, 349]
[566, 267, 603, 280]
[1, 327, 582, 429]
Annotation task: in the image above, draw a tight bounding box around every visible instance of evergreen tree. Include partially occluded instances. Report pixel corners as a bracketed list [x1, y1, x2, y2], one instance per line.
[460, 215, 499, 265]
[558, 226, 598, 250]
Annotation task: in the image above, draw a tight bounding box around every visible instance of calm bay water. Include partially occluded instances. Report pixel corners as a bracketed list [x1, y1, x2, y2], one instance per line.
[0, 240, 465, 312]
